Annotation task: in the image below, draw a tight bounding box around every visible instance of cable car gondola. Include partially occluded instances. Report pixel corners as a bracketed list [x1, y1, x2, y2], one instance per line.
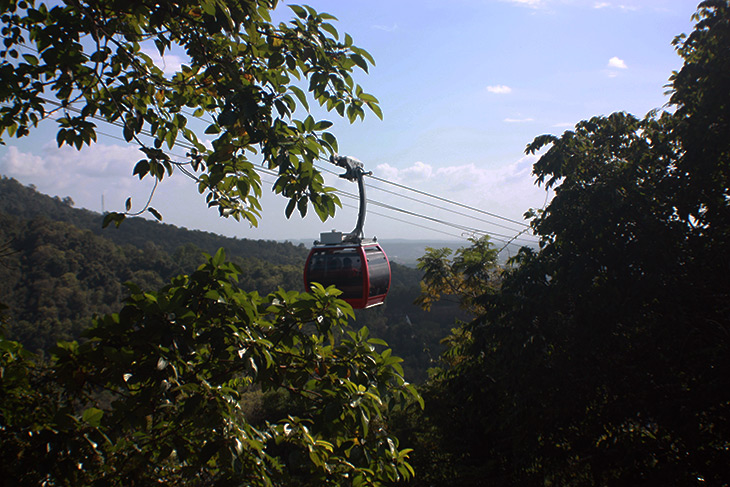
[303, 155, 391, 309]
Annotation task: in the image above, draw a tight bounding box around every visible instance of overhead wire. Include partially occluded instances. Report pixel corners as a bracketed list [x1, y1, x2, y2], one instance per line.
[10, 30, 538, 250]
[256, 174, 470, 241]
[334, 187, 535, 245]
[366, 179, 527, 234]
[368, 173, 530, 228]
[30, 97, 537, 249]
[315, 162, 529, 234]
[314, 159, 538, 247]
[255, 164, 535, 246]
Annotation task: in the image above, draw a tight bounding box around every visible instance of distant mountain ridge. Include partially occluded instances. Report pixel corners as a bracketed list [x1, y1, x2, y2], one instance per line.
[1, 176, 468, 268]
[284, 238, 464, 268]
[0, 176, 308, 266]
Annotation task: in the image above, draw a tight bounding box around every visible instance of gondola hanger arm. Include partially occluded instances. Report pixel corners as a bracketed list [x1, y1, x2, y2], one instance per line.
[329, 154, 370, 243]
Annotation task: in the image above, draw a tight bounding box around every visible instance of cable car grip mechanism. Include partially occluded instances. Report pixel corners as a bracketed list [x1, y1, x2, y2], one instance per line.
[327, 154, 372, 244]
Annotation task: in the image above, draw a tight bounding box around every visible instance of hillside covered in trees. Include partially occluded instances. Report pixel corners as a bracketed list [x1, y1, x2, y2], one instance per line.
[0, 176, 461, 379]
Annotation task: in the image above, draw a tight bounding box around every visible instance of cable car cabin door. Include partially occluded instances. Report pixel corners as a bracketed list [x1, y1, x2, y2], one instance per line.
[304, 243, 391, 309]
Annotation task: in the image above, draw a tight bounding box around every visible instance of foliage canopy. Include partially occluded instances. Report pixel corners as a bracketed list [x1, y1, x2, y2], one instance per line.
[0, 1, 421, 485]
[0, 0, 382, 226]
[403, 1, 730, 485]
[2, 251, 419, 485]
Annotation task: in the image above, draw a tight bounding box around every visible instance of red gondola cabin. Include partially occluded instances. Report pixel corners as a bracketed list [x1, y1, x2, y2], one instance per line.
[304, 241, 391, 309]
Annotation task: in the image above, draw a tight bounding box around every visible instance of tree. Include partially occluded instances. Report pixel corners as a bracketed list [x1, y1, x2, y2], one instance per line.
[1, 250, 420, 485]
[1, 0, 382, 226]
[405, 2, 730, 485]
[0, 1, 420, 485]
[415, 235, 500, 317]
[388, 236, 503, 486]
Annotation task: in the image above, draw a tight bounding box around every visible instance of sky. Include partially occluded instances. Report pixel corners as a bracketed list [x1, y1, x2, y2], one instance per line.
[0, 0, 699, 250]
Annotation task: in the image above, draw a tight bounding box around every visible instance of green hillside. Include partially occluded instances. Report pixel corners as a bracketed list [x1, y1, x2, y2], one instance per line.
[0, 176, 309, 266]
[0, 176, 464, 381]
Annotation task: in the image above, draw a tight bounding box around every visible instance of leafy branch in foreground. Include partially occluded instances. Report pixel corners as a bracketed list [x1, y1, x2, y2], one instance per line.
[1, 0, 382, 226]
[0, 249, 419, 486]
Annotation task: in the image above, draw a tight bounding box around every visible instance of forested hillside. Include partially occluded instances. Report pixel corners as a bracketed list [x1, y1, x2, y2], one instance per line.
[0, 176, 462, 379]
[0, 176, 309, 266]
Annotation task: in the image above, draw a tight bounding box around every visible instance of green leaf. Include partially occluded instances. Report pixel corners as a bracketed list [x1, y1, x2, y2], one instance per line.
[82, 407, 104, 427]
[350, 54, 369, 73]
[321, 22, 338, 39]
[205, 123, 221, 135]
[147, 207, 162, 221]
[102, 212, 125, 228]
[368, 102, 383, 120]
[133, 159, 150, 179]
[297, 196, 308, 217]
[313, 120, 333, 131]
[22, 53, 39, 65]
[321, 132, 338, 152]
[352, 46, 376, 65]
[285, 198, 296, 218]
[290, 85, 310, 111]
[313, 201, 327, 222]
[290, 5, 307, 18]
[212, 247, 226, 266]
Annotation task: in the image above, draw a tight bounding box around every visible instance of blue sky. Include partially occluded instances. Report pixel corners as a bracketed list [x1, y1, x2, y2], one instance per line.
[0, 0, 698, 249]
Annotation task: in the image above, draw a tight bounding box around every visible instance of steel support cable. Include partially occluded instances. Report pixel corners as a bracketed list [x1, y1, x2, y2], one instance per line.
[367, 173, 530, 228]
[368, 198, 534, 244]
[41, 100, 537, 245]
[332, 185, 537, 245]
[255, 165, 528, 245]
[256, 176, 474, 241]
[257, 166, 490, 238]
[314, 160, 539, 248]
[366, 179, 528, 234]
[84, 121, 538, 245]
[255, 164, 511, 240]
[218, 158, 533, 244]
[314, 162, 528, 234]
[52, 97, 532, 235]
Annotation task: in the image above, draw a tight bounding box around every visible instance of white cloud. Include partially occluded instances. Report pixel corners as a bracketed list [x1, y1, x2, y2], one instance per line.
[502, 0, 544, 8]
[552, 122, 575, 128]
[0, 142, 188, 215]
[373, 155, 551, 240]
[486, 85, 512, 94]
[372, 23, 398, 32]
[608, 56, 628, 69]
[2, 146, 46, 177]
[140, 47, 185, 76]
[2, 143, 140, 183]
[504, 117, 534, 123]
[376, 161, 432, 183]
[592, 2, 639, 11]
[375, 158, 540, 193]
